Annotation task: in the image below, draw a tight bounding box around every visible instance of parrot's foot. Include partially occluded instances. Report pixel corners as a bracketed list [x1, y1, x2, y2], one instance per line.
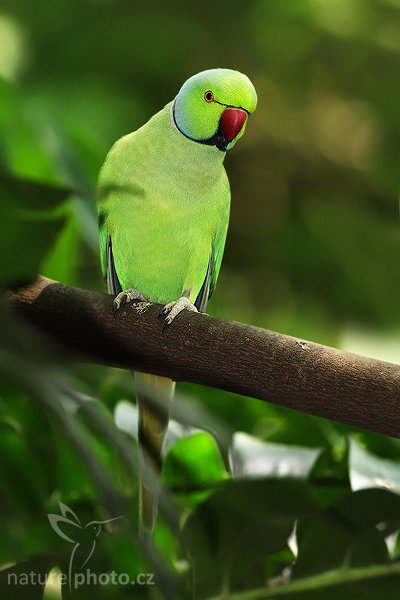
[159, 295, 198, 333]
[113, 289, 148, 316]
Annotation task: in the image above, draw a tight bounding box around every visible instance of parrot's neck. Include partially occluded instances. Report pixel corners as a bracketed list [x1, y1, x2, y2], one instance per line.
[147, 102, 226, 183]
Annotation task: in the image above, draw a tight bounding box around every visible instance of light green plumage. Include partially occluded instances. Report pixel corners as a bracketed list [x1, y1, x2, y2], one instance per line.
[97, 68, 257, 535]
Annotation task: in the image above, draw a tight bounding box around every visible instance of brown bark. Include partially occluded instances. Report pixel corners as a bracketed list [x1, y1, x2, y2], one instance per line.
[6, 276, 400, 438]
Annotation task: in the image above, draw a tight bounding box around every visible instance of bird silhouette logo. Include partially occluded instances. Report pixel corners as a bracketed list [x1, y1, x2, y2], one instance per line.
[48, 502, 124, 591]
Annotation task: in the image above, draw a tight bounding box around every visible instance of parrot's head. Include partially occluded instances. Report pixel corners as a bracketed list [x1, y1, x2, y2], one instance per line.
[173, 68, 257, 152]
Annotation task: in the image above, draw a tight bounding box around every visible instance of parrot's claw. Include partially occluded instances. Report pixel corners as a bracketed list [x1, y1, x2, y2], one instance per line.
[158, 305, 170, 318]
[159, 296, 198, 333]
[113, 289, 148, 316]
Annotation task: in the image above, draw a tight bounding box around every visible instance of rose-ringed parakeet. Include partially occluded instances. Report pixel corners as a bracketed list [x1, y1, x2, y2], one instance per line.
[97, 68, 257, 534]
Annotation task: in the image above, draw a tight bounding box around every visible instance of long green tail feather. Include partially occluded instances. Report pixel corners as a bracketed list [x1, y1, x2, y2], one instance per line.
[135, 372, 175, 535]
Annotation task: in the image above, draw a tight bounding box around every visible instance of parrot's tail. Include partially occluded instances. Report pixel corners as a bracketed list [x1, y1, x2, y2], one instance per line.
[134, 372, 175, 536]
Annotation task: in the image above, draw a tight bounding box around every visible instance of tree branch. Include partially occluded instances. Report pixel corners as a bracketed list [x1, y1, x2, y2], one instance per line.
[6, 276, 400, 438]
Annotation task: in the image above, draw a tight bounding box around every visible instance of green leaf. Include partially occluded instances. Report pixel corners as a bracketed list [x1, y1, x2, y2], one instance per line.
[162, 432, 228, 507]
[0, 171, 72, 288]
[182, 479, 315, 598]
[229, 432, 321, 479]
[349, 437, 400, 494]
[41, 211, 80, 285]
[293, 487, 400, 580]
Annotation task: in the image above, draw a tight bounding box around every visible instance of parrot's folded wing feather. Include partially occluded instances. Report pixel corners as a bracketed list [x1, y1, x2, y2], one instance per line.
[195, 206, 229, 311]
[99, 208, 122, 296]
[99, 206, 122, 295]
[208, 206, 230, 302]
[194, 248, 214, 312]
[106, 235, 122, 295]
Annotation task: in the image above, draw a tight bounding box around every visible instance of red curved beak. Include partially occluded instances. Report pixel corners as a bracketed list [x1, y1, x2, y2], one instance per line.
[219, 108, 247, 143]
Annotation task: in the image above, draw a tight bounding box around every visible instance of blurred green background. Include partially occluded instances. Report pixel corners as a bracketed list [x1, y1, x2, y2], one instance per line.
[0, 0, 400, 599]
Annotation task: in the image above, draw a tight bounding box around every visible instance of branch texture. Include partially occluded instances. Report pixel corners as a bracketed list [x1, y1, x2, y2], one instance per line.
[6, 276, 400, 438]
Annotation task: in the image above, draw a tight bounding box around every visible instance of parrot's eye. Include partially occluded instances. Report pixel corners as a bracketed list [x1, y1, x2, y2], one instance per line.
[204, 90, 214, 103]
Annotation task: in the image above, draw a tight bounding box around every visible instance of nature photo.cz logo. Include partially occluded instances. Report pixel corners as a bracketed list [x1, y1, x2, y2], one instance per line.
[48, 502, 125, 590]
[7, 502, 155, 591]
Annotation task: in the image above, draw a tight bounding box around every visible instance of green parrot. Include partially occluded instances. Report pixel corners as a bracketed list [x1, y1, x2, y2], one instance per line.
[97, 68, 257, 534]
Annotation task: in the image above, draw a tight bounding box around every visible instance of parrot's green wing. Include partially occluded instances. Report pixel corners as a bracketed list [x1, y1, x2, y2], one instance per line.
[209, 208, 229, 300]
[98, 210, 122, 295]
[106, 234, 122, 295]
[194, 206, 229, 312]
